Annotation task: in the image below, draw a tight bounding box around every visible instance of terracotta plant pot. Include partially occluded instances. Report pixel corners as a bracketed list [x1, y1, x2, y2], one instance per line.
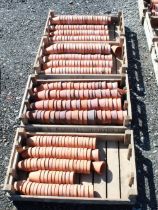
[91, 149, 99, 161]
[92, 161, 106, 174]
[111, 45, 122, 58]
[44, 43, 111, 55]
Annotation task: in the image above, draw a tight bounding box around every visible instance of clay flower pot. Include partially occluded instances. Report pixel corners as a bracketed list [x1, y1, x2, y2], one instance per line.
[106, 110, 112, 124]
[96, 109, 102, 124]
[81, 100, 88, 110]
[87, 110, 96, 125]
[82, 110, 88, 125]
[111, 89, 118, 98]
[92, 161, 106, 174]
[117, 110, 123, 125]
[111, 45, 122, 58]
[111, 110, 118, 124]
[91, 149, 99, 161]
[71, 110, 79, 124]
[117, 98, 122, 110]
[90, 98, 98, 109]
[112, 98, 117, 110]
[71, 100, 77, 110]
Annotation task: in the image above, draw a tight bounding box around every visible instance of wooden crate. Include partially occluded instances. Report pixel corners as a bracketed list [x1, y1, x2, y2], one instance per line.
[33, 36, 128, 76]
[151, 42, 158, 84]
[3, 127, 137, 204]
[138, 0, 149, 24]
[144, 12, 158, 52]
[42, 11, 125, 39]
[18, 74, 132, 129]
[143, 12, 158, 84]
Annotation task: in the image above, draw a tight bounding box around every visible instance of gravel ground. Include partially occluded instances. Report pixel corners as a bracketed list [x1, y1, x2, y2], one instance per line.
[0, 0, 158, 210]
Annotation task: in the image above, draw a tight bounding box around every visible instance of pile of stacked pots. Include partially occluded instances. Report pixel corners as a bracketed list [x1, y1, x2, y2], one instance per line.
[15, 135, 106, 197]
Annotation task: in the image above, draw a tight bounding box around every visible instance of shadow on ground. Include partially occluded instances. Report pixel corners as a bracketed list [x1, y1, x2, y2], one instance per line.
[125, 27, 150, 151]
[125, 27, 157, 210]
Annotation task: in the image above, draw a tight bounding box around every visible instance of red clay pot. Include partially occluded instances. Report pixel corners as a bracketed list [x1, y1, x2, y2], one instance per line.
[92, 161, 106, 174]
[87, 110, 96, 125]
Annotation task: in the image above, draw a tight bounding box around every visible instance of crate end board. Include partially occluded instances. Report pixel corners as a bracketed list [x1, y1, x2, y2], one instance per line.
[4, 194, 137, 204]
[3, 128, 137, 204]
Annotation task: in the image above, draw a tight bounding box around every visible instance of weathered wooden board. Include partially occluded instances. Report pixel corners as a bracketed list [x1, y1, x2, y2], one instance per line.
[151, 42, 158, 85]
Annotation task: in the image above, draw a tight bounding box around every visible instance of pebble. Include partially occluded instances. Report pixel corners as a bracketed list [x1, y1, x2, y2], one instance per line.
[152, 150, 157, 154]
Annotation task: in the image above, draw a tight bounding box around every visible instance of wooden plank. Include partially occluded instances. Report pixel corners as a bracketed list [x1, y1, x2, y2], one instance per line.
[93, 140, 106, 198]
[106, 141, 120, 199]
[121, 37, 128, 69]
[119, 141, 132, 199]
[144, 12, 158, 52]
[151, 42, 158, 85]
[18, 75, 32, 119]
[36, 74, 126, 80]
[3, 128, 21, 191]
[143, 12, 158, 85]
[42, 10, 54, 36]
[138, 0, 148, 24]
[126, 74, 132, 121]
[129, 131, 138, 200]
[23, 124, 126, 134]
[119, 11, 125, 36]
[7, 194, 134, 204]
[144, 12, 154, 52]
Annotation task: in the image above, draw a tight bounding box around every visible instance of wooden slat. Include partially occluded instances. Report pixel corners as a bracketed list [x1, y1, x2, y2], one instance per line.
[126, 74, 132, 121]
[138, 0, 147, 24]
[7, 194, 133, 204]
[151, 42, 158, 85]
[93, 141, 106, 198]
[106, 141, 120, 199]
[24, 124, 126, 134]
[144, 12, 154, 52]
[36, 73, 126, 80]
[119, 141, 131, 199]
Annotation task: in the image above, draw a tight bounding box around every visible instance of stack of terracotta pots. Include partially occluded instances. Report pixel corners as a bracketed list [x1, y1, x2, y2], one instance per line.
[151, 0, 158, 16]
[15, 135, 106, 197]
